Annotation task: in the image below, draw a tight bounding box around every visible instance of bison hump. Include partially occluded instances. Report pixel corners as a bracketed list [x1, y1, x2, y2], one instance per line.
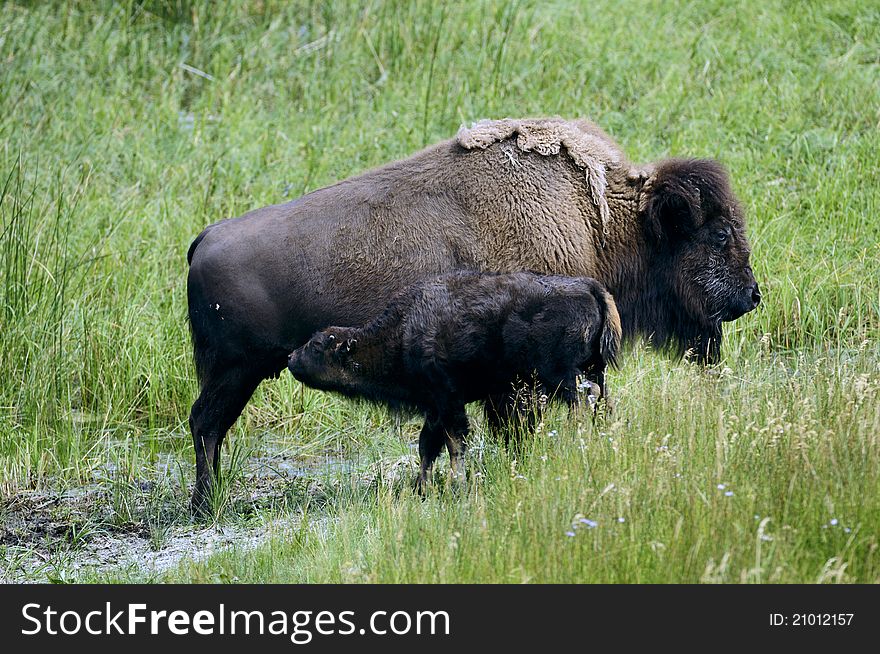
[455, 118, 622, 244]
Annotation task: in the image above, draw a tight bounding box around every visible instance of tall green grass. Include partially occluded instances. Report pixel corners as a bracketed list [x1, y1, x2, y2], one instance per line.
[1, 0, 878, 581]
[148, 347, 880, 583]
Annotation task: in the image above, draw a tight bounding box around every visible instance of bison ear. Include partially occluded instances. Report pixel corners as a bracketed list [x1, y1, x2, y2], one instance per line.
[640, 159, 708, 242]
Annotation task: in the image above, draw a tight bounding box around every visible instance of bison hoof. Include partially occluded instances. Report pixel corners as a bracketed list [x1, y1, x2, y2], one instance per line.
[414, 475, 431, 497]
[190, 487, 213, 518]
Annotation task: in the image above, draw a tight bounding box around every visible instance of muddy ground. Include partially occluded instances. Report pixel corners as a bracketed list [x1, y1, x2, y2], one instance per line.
[0, 450, 419, 582]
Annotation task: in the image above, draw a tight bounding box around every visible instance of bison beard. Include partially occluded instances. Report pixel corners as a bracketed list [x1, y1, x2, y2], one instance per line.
[185, 117, 759, 513]
[287, 271, 622, 490]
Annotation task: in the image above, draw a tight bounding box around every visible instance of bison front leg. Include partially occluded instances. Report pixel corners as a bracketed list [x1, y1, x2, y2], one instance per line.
[687, 325, 723, 365]
[416, 405, 470, 494]
[416, 413, 446, 494]
[442, 405, 469, 487]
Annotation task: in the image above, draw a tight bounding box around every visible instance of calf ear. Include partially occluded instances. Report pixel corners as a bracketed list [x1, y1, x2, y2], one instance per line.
[640, 159, 709, 241]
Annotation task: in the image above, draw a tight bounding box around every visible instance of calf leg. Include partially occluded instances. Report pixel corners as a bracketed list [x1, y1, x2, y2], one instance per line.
[189, 364, 263, 515]
[442, 405, 469, 484]
[582, 363, 611, 416]
[556, 372, 580, 408]
[416, 405, 470, 493]
[483, 393, 510, 437]
[484, 390, 538, 448]
[592, 368, 606, 400]
[416, 414, 446, 494]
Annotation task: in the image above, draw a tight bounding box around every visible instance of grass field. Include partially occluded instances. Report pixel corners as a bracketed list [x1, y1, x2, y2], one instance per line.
[1, 0, 878, 583]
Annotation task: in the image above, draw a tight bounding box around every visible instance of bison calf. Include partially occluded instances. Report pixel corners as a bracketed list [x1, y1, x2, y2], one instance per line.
[287, 271, 621, 489]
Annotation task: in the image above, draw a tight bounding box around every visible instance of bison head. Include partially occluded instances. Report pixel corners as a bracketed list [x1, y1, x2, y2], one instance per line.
[287, 329, 359, 392]
[641, 159, 760, 364]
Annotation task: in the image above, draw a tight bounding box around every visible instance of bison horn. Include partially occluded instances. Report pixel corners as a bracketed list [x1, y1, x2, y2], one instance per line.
[345, 338, 357, 352]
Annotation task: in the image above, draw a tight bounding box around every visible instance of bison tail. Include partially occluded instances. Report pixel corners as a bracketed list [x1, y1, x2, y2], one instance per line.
[186, 227, 212, 266]
[188, 321, 216, 390]
[598, 289, 622, 369]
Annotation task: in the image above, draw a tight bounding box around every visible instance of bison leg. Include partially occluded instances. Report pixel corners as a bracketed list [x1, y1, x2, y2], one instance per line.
[416, 414, 446, 494]
[189, 365, 263, 515]
[593, 368, 606, 398]
[687, 326, 722, 365]
[483, 391, 538, 449]
[581, 365, 611, 416]
[416, 405, 470, 493]
[441, 405, 469, 485]
[556, 373, 580, 408]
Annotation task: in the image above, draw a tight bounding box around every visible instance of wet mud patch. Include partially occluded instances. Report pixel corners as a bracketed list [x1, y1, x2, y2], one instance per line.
[0, 448, 418, 582]
[2, 503, 308, 583]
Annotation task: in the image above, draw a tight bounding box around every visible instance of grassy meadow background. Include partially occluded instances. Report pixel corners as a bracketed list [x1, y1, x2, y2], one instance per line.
[1, 0, 878, 582]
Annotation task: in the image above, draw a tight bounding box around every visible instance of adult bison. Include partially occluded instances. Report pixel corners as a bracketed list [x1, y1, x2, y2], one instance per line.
[186, 117, 760, 512]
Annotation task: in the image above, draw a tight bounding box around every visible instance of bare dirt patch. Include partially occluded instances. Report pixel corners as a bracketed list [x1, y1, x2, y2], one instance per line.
[1, 449, 417, 582]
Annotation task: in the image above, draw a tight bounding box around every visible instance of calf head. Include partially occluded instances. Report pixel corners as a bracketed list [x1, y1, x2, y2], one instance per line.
[641, 159, 760, 363]
[287, 328, 359, 392]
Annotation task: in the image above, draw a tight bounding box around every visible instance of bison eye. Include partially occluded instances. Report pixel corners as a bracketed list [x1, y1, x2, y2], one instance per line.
[712, 229, 729, 248]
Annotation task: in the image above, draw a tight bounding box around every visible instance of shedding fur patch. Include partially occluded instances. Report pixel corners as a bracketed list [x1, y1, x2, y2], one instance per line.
[456, 118, 621, 243]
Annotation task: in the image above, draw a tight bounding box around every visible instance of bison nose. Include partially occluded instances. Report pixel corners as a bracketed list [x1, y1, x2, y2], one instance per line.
[750, 283, 761, 309]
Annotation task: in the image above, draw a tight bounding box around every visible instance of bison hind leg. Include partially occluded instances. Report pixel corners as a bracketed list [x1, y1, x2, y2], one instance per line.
[554, 372, 580, 408]
[189, 360, 272, 516]
[579, 362, 612, 418]
[442, 406, 469, 487]
[416, 414, 446, 495]
[483, 389, 539, 451]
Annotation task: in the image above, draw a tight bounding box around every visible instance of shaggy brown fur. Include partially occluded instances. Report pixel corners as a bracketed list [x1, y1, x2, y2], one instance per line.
[456, 117, 622, 243]
[186, 116, 759, 512]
